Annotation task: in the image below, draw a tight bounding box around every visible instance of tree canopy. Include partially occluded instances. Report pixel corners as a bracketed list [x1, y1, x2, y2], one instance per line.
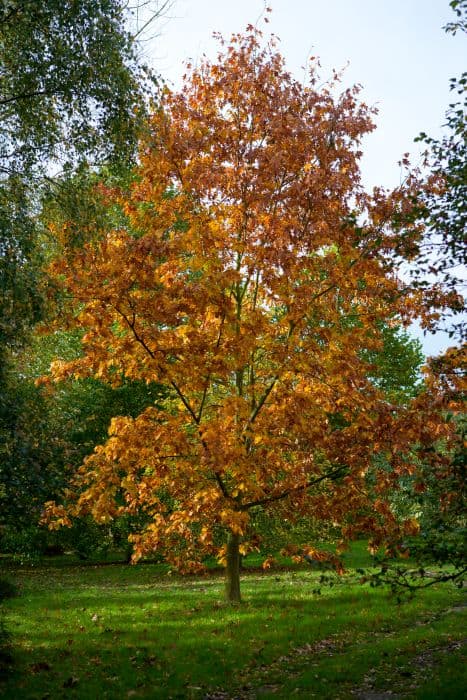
[41, 29, 462, 602]
[0, 0, 157, 174]
[0, 0, 166, 355]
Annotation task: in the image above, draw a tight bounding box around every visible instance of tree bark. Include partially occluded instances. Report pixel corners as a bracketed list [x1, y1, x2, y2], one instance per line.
[225, 530, 241, 603]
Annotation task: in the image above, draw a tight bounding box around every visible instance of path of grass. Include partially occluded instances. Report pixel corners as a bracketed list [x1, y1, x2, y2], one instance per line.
[0, 544, 465, 699]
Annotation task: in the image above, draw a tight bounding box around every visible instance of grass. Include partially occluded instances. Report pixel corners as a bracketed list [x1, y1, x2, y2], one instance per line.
[0, 541, 465, 699]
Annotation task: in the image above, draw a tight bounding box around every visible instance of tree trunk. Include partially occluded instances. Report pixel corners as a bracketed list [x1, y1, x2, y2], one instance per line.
[225, 530, 241, 603]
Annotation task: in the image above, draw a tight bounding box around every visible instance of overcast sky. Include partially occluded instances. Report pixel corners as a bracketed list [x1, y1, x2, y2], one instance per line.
[146, 0, 465, 355]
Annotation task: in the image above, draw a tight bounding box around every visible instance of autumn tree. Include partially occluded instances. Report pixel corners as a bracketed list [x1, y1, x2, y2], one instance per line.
[44, 28, 459, 602]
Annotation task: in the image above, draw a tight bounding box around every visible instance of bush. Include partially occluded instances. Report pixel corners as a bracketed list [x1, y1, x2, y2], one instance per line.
[0, 526, 48, 564]
[0, 518, 114, 563]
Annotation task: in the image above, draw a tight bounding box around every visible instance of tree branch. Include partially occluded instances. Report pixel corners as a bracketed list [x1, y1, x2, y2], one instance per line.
[114, 304, 200, 423]
[114, 304, 231, 499]
[240, 466, 347, 511]
[0, 90, 56, 107]
[215, 473, 229, 499]
[245, 375, 278, 427]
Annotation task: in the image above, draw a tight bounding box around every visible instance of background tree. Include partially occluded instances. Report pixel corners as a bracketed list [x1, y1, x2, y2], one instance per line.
[365, 0, 466, 593]
[0, 0, 168, 353]
[362, 324, 424, 404]
[0, 0, 165, 175]
[43, 29, 458, 603]
[0, 0, 169, 554]
[409, 0, 466, 341]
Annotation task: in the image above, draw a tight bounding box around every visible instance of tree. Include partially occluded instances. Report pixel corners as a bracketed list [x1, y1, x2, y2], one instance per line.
[0, 0, 167, 354]
[409, 0, 466, 341]
[43, 28, 458, 602]
[363, 405, 466, 597]
[382, 0, 466, 589]
[362, 324, 424, 404]
[363, 1, 467, 596]
[0, 0, 169, 540]
[0, 0, 164, 175]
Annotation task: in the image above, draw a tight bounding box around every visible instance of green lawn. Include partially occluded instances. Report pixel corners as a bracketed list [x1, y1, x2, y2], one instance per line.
[1, 543, 465, 699]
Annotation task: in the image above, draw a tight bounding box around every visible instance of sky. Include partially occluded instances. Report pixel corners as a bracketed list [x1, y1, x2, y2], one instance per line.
[144, 0, 465, 355]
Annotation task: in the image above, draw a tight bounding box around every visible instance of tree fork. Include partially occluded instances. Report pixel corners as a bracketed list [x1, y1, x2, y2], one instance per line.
[225, 530, 242, 603]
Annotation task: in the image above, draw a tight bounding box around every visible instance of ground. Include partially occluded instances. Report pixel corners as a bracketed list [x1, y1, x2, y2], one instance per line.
[0, 544, 465, 698]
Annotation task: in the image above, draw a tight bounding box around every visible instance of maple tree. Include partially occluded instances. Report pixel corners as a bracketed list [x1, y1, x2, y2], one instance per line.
[43, 28, 460, 602]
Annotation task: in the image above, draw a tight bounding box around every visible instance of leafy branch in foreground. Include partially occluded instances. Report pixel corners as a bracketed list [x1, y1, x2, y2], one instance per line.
[361, 413, 466, 599]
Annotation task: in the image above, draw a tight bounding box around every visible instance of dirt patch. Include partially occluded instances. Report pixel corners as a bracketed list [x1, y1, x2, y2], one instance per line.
[204, 636, 345, 699]
[204, 623, 466, 699]
[351, 638, 465, 700]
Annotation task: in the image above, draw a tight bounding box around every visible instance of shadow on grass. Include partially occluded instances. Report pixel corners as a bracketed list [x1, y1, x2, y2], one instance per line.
[1, 556, 463, 700]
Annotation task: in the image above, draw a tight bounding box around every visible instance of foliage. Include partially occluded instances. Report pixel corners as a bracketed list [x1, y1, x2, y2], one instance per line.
[0, 179, 46, 354]
[0, 0, 157, 175]
[0, 327, 167, 555]
[363, 413, 466, 597]
[0, 364, 66, 532]
[0, 0, 158, 346]
[362, 323, 424, 403]
[409, 0, 466, 340]
[43, 27, 461, 602]
[444, 0, 467, 35]
[362, 0, 467, 597]
[0, 1, 168, 546]
[409, 414, 466, 569]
